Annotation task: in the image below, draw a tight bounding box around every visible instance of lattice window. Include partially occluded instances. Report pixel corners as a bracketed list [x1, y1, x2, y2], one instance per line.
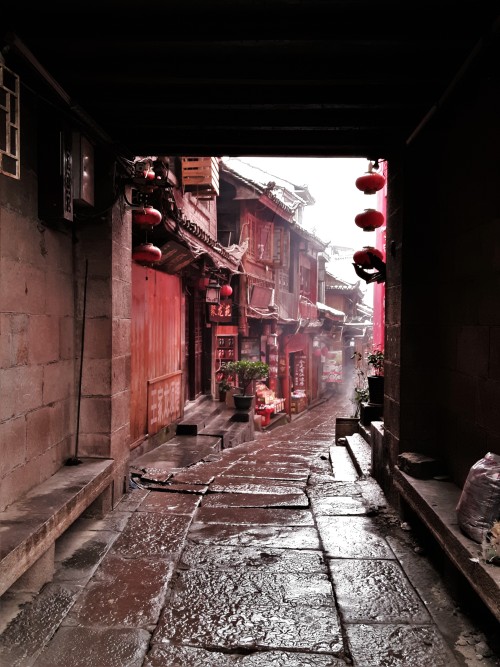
[272, 225, 290, 269]
[246, 213, 273, 262]
[0, 64, 20, 179]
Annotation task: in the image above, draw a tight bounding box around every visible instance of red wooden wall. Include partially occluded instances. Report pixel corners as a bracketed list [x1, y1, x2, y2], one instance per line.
[130, 264, 184, 446]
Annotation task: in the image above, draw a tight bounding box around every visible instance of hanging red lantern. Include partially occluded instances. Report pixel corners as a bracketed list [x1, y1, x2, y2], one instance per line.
[220, 284, 233, 297]
[132, 242, 162, 263]
[132, 206, 162, 227]
[321, 345, 329, 357]
[355, 170, 386, 195]
[198, 276, 210, 290]
[313, 347, 322, 357]
[353, 246, 384, 268]
[355, 208, 384, 231]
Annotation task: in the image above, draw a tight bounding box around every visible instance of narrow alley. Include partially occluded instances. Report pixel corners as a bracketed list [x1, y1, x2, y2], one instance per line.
[0, 397, 498, 667]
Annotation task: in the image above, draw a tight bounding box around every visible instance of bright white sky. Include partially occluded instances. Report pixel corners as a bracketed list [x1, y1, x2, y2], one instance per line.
[232, 156, 376, 250]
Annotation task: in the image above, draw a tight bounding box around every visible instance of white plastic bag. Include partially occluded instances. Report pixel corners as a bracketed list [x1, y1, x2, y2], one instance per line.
[456, 452, 500, 544]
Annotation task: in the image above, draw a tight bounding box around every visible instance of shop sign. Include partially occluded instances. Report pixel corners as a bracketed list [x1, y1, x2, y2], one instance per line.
[209, 301, 233, 322]
[148, 371, 182, 434]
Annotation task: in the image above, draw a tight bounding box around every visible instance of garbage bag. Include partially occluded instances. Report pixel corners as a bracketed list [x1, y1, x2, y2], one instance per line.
[456, 452, 500, 544]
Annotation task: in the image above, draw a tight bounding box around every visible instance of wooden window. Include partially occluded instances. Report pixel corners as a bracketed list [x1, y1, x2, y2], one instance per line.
[272, 225, 290, 268]
[300, 266, 311, 298]
[0, 65, 20, 179]
[247, 214, 273, 262]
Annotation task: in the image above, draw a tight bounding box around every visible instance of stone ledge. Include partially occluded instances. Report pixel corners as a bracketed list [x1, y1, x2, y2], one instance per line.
[344, 433, 372, 477]
[394, 467, 500, 623]
[0, 458, 115, 597]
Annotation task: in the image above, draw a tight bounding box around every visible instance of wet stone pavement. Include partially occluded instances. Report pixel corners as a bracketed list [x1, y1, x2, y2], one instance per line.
[1, 399, 499, 667]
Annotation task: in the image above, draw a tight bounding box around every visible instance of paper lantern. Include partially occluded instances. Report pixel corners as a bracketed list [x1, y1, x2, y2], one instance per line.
[132, 242, 162, 263]
[355, 170, 386, 194]
[353, 246, 384, 268]
[132, 206, 162, 227]
[220, 284, 233, 297]
[355, 208, 384, 231]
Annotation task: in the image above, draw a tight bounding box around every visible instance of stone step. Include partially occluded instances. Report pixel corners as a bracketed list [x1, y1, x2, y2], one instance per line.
[329, 445, 359, 481]
[345, 433, 372, 478]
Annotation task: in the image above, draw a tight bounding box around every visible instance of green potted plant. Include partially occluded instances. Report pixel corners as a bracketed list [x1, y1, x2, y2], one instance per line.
[218, 377, 232, 402]
[366, 347, 384, 405]
[224, 360, 269, 410]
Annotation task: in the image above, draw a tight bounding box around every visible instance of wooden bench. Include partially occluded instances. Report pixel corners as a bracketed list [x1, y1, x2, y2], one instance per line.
[0, 458, 115, 597]
[394, 467, 500, 623]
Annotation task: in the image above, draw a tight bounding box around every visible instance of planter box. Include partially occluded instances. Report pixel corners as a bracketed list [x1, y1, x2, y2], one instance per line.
[335, 417, 359, 444]
[290, 396, 308, 414]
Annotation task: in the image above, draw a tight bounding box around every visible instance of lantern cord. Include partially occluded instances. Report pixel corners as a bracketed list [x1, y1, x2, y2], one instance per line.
[66, 259, 88, 466]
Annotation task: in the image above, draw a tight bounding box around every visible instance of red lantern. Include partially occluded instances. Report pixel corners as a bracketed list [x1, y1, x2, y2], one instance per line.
[313, 347, 322, 357]
[132, 206, 162, 227]
[220, 284, 233, 297]
[321, 346, 329, 356]
[132, 242, 162, 263]
[355, 208, 384, 231]
[353, 246, 384, 268]
[355, 171, 386, 195]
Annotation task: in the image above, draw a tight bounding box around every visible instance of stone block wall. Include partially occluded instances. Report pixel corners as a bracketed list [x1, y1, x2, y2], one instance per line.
[0, 202, 76, 511]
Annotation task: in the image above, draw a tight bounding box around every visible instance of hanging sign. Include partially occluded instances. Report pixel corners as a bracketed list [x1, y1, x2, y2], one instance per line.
[293, 354, 306, 390]
[208, 301, 233, 322]
[322, 350, 343, 383]
[148, 371, 182, 435]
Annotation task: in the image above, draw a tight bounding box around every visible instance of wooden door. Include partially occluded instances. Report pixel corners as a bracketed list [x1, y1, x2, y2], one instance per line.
[131, 265, 183, 446]
[186, 293, 204, 400]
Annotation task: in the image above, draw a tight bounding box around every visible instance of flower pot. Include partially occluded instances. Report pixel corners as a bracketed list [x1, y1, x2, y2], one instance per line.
[367, 376, 384, 405]
[233, 394, 254, 411]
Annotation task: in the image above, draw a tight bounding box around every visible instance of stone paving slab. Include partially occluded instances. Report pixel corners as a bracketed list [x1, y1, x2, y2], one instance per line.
[168, 463, 220, 484]
[135, 491, 201, 514]
[188, 523, 322, 550]
[317, 515, 395, 559]
[53, 528, 120, 584]
[200, 491, 310, 508]
[143, 645, 346, 666]
[32, 627, 151, 667]
[310, 495, 371, 516]
[209, 478, 306, 494]
[195, 506, 315, 526]
[0, 583, 81, 667]
[308, 480, 363, 497]
[153, 569, 344, 653]
[111, 513, 192, 559]
[63, 554, 174, 628]
[328, 559, 431, 623]
[345, 623, 460, 667]
[217, 463, 310, 480]
[178, 545, 327, 573]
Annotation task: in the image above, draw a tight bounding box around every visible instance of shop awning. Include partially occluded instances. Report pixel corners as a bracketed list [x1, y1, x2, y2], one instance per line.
[317, 301, 346, 322]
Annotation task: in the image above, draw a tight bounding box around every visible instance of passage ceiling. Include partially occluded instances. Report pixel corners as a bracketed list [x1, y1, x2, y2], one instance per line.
[3, 2, 499, 160]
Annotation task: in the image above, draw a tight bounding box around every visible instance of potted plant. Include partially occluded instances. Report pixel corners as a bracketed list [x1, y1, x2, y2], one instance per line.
[366, 347, 384, 405]
[224, 360, 269, 410]
[218, 378, 232, 403]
